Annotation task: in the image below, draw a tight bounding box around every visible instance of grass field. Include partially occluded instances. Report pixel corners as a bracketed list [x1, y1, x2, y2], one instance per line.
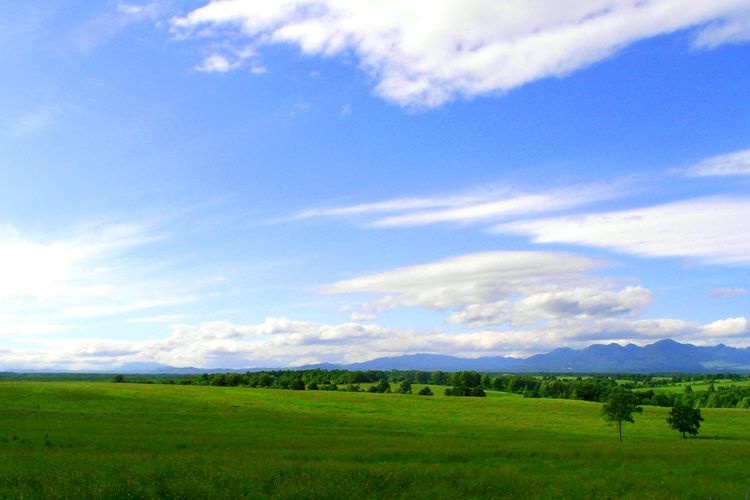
[1, 382, 749, 498]
[641, 378, 750, 394]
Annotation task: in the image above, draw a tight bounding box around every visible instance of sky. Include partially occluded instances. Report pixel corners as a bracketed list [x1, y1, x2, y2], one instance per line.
[1, 0, 750, 370]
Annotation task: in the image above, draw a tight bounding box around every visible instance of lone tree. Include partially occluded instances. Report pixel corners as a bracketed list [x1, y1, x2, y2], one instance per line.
[666, 403, 704, 438]
[602, 389, 643, 441]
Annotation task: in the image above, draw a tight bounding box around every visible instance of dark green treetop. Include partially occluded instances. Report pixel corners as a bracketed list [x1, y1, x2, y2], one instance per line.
[666, 403, 704, 439]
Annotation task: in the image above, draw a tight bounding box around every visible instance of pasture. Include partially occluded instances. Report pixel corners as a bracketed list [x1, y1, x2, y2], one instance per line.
[0, 381, 748, 498]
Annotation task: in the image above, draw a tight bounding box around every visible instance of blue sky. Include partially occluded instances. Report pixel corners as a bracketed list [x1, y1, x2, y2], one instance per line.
[2, 0, 750, 369]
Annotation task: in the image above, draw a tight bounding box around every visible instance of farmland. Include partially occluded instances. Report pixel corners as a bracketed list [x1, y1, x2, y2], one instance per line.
[1, 381, 749, 498]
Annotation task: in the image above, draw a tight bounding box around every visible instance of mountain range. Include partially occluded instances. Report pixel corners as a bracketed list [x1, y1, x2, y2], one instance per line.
[297, 339, 750, 373]
[6, 339, 750, 374]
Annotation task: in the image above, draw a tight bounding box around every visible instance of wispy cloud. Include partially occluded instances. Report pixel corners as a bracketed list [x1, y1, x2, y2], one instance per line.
[0, 317, 72, 337]
[288, 183, 620, 227]
[10, 106, 64, 137]
[373, 186, 617, 228]
[709, 287, 748, 299]
[292, 194, 474, 220]
[0, 223, 154, 301]
[684, 148, 750, 177]
[70, 2, 164, 53]
[0, 222, 208, 336]
[63, 296, 198, 319]
[496, 197, 750, 265]
[172, 1, 750, 107]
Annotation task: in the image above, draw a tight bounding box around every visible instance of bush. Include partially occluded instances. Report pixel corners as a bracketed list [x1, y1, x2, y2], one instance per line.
[417, 386, 433, 396]
[397, 381, 412, 394]
[367, 380, 392, 393]
[445, 385, 486, 397]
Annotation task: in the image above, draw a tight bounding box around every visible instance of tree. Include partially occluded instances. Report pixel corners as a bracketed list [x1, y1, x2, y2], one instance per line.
[666, 403, 704, 438]
[397, 380, 412, 394]
[367, 379, 391, 393]
[602, 389, 643, 441]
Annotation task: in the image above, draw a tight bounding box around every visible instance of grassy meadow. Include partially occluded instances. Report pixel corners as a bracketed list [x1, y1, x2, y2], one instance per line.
[643, 378, 750, 394]
[1, 381, 749, 498]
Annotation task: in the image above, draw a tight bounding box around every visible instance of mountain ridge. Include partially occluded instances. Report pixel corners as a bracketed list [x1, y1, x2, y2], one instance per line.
[296, 339, 750, 373]
[5, 339, 750, 374]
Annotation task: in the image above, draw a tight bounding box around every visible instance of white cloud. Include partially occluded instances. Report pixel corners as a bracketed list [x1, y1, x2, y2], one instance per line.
[449, 286, 653, 328]
[117, 3, 148, 16]
[497, 197, 750, 265]
[172, 0, 750, 107]
[0, 222, 214, 342]
[0, 317, 71, 337]
[693, 8, 750, 48]
[289, 182, 619, 226]
[323, 250, 655, 333]
[126, 314, 192, 324]
[324, 251, 604, 311]
[709, 287, 748, 299]
[0, 223, 153, 301]
[63, 296, 198, 319]
[702, 317, 750, 338]
[250, 64, 267, 74]
[372, 187, 615, 228]
[292, 193, 474, 220]
[196, 53, 238, 72]
[194, 44, 258, 73]
[3, 313, 748, 370]
[349, 312, 376, 322]
[685, 148, 750, 177]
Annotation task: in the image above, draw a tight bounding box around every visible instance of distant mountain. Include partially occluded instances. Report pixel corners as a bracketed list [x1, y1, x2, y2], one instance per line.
[296, 339, 750, 373]
[117, 362, 197, 373]
[298, 353, 523, 371]
[520, 339, 750, 373]
[6, 339, 750, 374]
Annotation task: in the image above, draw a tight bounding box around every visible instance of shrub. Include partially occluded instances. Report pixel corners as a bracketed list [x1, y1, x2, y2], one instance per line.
[397, 381, 412, 394]
[368, 380, 392, 393]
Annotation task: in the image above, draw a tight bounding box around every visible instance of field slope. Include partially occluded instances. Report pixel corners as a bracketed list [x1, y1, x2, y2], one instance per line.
[0, 382, 748, 498]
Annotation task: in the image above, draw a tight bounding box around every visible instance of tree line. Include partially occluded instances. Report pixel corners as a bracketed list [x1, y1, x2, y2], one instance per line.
[111, 369, 750, 407]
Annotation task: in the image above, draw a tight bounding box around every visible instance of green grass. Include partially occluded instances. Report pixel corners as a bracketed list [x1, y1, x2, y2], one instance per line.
[640, 378, 750, 394]
[1, 382, 749, 498]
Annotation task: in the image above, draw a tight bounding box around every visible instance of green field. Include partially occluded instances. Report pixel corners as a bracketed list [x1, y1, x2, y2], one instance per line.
[641, 378, 750, 394]
[1, 382, 749, 498]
